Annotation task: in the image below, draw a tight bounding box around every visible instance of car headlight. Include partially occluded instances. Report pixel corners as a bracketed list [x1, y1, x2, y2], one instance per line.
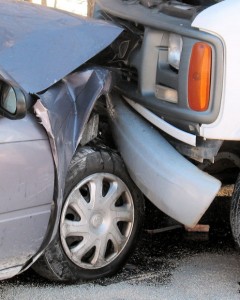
[168, 33, 183, 70]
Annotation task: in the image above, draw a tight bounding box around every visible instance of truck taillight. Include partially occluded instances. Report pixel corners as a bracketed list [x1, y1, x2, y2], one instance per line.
[188, 42, 212, 112]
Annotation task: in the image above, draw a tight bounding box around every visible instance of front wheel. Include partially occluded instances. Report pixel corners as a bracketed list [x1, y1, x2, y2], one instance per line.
[230, 175, 240, 247]
[33, 147, 144, 282]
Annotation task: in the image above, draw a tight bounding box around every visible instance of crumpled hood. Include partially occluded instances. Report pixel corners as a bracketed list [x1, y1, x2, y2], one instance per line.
[0, 0, 122, 93]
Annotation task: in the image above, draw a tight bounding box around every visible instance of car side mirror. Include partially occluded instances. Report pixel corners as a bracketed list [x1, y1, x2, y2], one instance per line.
[0, 81, 27, 119]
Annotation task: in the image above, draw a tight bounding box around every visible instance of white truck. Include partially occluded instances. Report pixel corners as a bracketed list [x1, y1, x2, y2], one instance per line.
[92, 0, 240, 246]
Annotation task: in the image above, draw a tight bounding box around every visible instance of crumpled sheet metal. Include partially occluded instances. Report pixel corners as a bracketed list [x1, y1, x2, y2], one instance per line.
[0, 0, 122, 93]
[34, 67, 112, 238]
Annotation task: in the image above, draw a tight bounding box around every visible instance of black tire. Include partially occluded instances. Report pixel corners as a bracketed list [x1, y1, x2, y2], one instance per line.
[32, 147, 144, 282]
[230, 174, 240, 247]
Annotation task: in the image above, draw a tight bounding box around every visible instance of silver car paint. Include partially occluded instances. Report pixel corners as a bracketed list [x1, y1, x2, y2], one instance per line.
[0, 0, 122, 278]
[0, 0, 122, 93]
[0, 114, 47, 143]
[0, 114, 54, 271]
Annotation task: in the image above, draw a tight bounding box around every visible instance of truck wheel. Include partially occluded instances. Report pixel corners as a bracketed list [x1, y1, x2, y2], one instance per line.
[33, 147, 144, 282]
[230, 175, 240, 247]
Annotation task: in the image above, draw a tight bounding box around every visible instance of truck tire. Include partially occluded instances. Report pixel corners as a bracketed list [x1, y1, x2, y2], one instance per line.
[230, 174, 240, 247]
[33, 147, 144, 282]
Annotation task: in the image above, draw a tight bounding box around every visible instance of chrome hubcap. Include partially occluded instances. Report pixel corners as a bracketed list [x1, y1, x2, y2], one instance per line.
[91, 213, 103, 228]
[60, 173, 134, 269]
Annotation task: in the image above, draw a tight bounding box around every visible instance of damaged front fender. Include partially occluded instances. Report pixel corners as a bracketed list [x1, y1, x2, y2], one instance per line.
[33, 68, 112, 247]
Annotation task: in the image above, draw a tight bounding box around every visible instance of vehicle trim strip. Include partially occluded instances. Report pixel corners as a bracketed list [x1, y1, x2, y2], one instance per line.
[124, 97, 196, 146]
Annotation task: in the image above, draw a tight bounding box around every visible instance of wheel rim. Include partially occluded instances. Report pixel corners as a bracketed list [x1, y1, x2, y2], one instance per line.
[60, 173, 134, 270]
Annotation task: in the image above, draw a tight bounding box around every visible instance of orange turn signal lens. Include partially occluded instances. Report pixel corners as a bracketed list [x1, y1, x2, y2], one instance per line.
[188, 42, 212, 111]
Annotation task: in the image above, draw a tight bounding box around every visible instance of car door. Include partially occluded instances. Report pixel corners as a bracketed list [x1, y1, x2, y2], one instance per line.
[0, 113, 54, 276]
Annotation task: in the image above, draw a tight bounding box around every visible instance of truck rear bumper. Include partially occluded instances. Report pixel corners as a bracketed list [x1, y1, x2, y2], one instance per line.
[107, 94, 221, 227]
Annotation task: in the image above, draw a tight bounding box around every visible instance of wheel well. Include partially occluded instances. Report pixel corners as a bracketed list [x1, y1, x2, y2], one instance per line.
[84, 96, 116, 149]
[199, 141, 240, 184]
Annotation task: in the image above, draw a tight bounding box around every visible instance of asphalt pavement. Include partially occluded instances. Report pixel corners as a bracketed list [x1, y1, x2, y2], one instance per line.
[1, 195, 240, 300]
